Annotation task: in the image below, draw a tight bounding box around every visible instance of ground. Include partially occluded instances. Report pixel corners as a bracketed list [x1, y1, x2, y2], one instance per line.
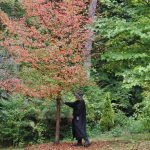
[1, 134, 150, 150]
[25, 141, 150, 150]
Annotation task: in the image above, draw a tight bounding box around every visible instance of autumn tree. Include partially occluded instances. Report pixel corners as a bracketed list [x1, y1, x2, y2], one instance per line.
[0, 0, 89, 143]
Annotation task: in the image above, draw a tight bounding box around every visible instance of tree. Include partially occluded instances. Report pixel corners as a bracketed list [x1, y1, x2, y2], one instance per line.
[84, 0, 97, 77]
[100, 92, 114, 131]
[92, 0, 150, 116]
[0, 0, 89, 143]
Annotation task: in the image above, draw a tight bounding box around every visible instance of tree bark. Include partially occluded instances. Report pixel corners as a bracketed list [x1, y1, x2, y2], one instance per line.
[55, 97, 61, 144]
[84, 0, 97, 77]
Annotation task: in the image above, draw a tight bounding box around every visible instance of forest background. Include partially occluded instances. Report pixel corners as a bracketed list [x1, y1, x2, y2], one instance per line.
[0, 0, 150, 148]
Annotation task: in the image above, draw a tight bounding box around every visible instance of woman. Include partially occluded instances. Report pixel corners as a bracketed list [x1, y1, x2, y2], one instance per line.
[64, 91, 90, 147]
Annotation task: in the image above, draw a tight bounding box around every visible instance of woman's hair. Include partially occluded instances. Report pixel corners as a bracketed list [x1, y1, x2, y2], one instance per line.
[74, 90, 84, 97]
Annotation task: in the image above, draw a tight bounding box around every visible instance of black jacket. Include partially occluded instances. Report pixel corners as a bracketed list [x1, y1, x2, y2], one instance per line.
[65, 99, 87, 140]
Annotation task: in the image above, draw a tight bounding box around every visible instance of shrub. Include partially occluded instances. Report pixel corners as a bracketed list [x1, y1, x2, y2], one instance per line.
[111, 126, 123, 137]
[114, 110, 128, 126]
[0, 95, 46, 146]
[0, 94, 71, 146]
[139, 98, 150, 132]
[84, 85, 105, 124]
[100, 92, 115, 131]
[126, 117, 145, 134]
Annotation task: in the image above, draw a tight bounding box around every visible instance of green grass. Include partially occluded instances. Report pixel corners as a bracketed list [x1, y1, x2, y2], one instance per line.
[90, 131, 150, 142]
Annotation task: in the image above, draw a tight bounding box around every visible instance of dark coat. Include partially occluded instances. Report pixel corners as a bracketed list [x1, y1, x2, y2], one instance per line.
[65, 99, 87, 140]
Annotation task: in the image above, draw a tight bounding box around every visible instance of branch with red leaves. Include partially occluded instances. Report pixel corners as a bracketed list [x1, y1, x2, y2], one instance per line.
[0, 0, 90, 98]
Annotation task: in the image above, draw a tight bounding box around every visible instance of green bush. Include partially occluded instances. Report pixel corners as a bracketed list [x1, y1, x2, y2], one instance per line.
[0, 94, 71, 146]
[0, 95, 45, 146]
[141, 118, 150, 132]
[114, 110, 128, 126]
[100, 92, 115, 131]
[111, 126, 123, 137]
[126, 118, 145, 134]
[139, 96, 150, 132]
[84, 85, 105, 124]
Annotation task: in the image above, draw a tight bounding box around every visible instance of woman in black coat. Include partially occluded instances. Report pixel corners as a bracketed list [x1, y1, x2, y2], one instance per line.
[64, 91, 90, 147]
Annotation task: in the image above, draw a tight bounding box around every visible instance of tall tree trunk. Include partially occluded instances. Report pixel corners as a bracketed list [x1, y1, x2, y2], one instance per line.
[84, 0, 97, 77]
[55, 97, 61, 144]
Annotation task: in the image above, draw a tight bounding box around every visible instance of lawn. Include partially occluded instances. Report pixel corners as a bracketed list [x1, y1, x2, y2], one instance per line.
[1, 133, 150, 150]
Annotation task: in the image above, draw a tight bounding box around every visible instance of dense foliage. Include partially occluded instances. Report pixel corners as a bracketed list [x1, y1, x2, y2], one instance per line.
[0, 0, 150, 147]
[0, 93, 72, 146]
[93, 0, 150, 132]
[0, 0, 89, 98]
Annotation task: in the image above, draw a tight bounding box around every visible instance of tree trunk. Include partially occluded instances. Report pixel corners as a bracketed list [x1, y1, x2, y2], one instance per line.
[84, 0, 97, 77]
[55, 97, 61, 144]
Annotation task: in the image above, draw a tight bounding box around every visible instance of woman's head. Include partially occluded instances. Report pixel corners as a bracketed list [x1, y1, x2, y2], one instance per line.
[74, 90, 84, 100]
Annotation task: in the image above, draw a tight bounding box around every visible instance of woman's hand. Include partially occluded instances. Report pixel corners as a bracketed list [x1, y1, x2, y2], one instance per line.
[61, 99, 65, 105]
